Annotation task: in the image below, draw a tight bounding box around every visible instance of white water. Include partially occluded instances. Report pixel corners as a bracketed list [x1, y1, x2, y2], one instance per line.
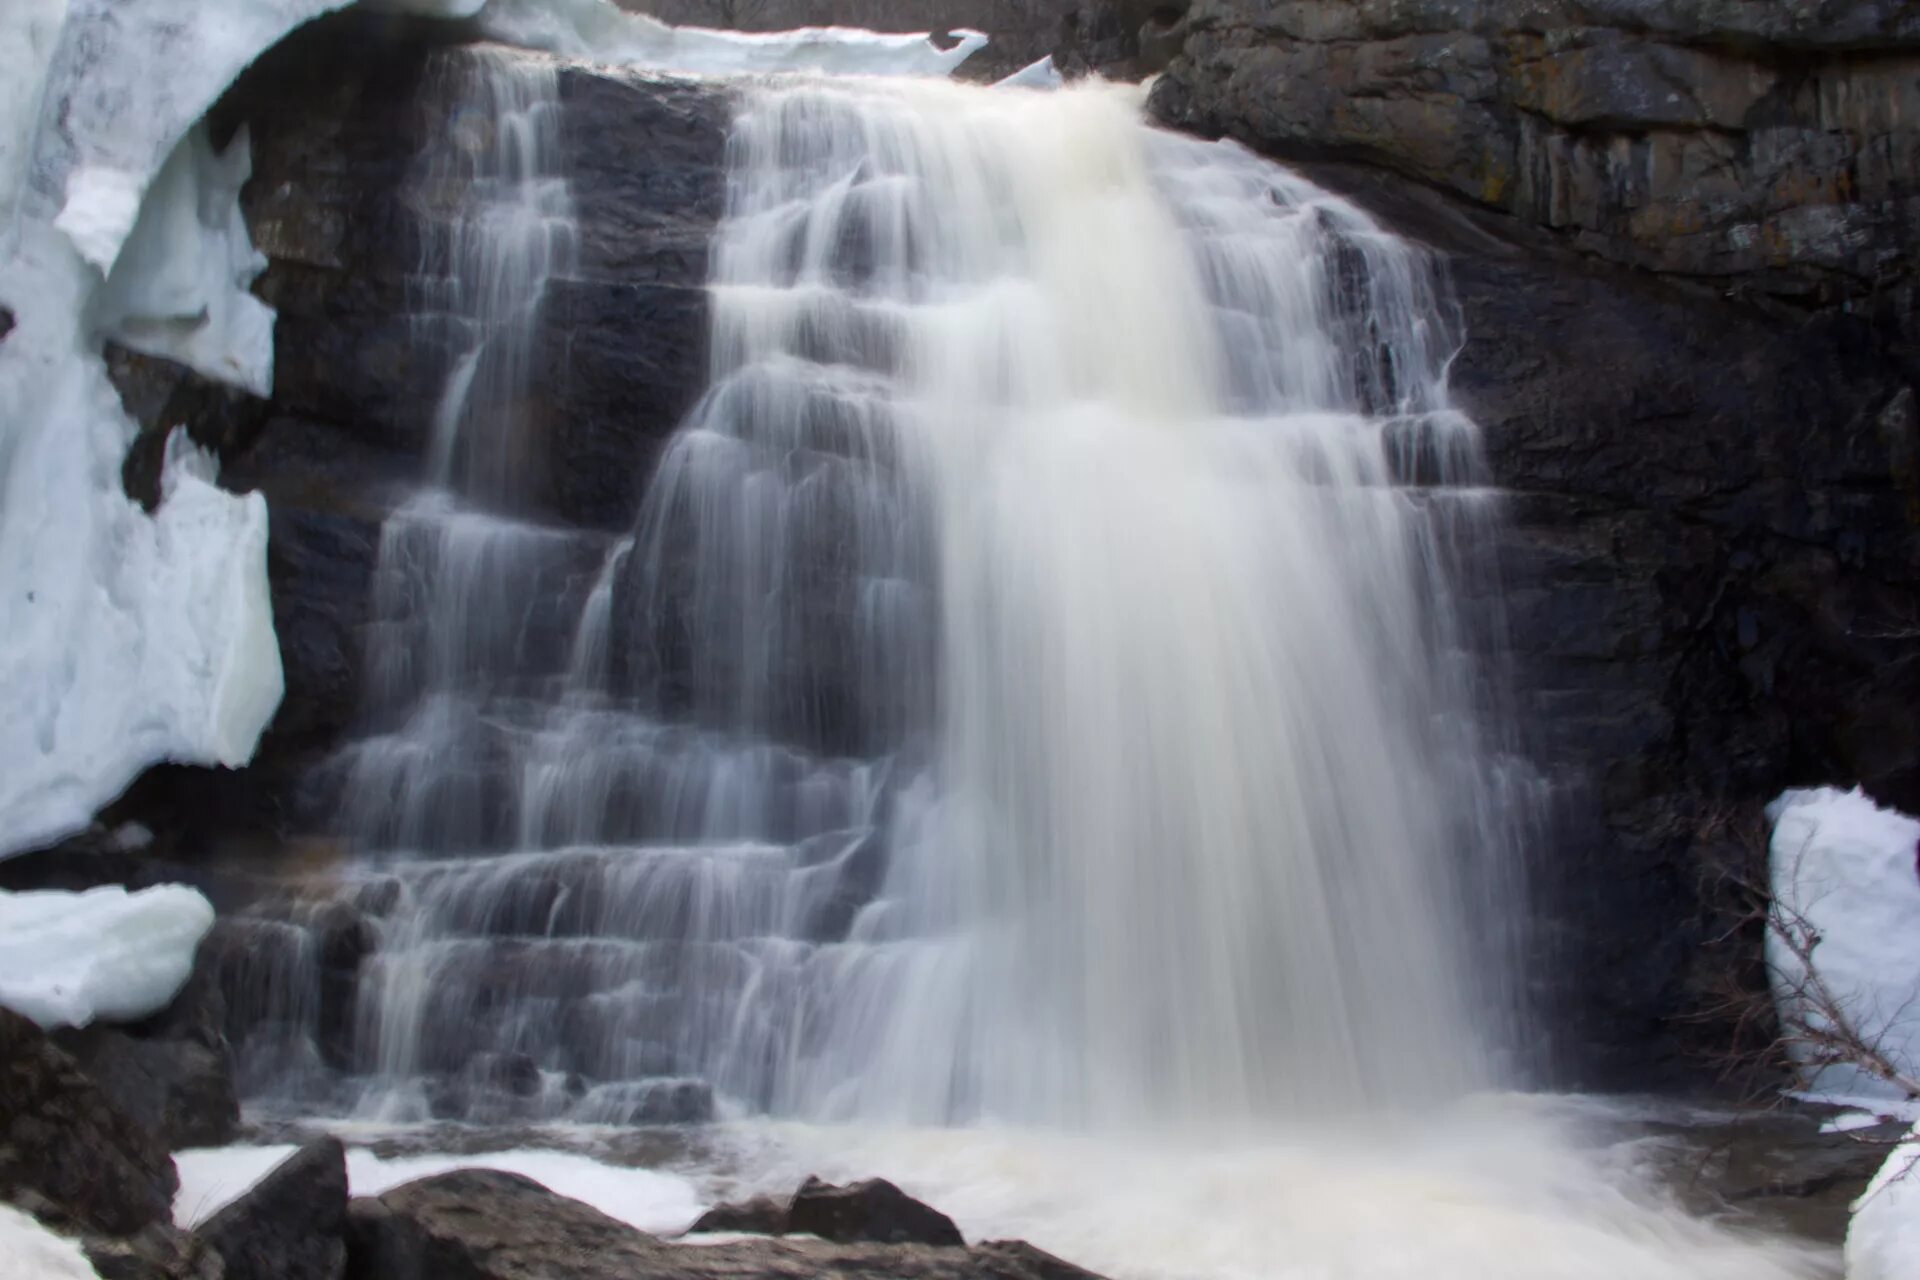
[245, 62, 1540, 1127]
[622, 76, 1527, 1122]
[216, 52, 1839, 1280]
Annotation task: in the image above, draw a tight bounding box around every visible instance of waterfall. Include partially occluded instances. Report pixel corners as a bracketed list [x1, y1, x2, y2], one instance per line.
[234, 64, 1530, 1129]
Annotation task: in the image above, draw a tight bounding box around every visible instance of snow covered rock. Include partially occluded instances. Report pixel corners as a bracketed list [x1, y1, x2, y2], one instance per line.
[0, 884, 216, 1030]
[1767, 787, 1920, 1102]
[1846, 1121, 1920, 1280]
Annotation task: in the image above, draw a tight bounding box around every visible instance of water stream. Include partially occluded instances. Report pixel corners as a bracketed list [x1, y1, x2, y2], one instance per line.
[210, 46, 1837, 1279]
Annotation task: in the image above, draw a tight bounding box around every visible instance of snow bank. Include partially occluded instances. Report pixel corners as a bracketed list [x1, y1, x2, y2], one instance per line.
[1767, 787, 1920, 1100]
[1846, 1121, 1920, 1280]
[478, 0, 987, 76]
[0, 0, 349, 855]
[0, 1204, 101, 1280]
[174, 1144, 706, 1234]
[0, 884, 215, 1029]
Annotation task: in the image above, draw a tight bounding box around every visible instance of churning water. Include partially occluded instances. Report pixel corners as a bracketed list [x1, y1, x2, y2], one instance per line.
[216, 48, 1835, 1280]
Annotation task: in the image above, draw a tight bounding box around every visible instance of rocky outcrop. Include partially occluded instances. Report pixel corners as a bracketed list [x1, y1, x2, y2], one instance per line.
[53, 1025, 238, 1152]
[1264, 153, 1920, 1083]
[346, 1168, 1103, 1280]
[199, 1138, 349, 1280]
[1153, 0, 1920, 357]
[0, 1009, 179, 1238]
[1128, 0, 1920, 1085]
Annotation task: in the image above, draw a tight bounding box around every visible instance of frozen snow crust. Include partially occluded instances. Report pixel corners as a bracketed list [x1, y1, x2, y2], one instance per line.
[1767, 786, 1920, 1099]
[0, 0, 985, 858]
[1769, 788, 1920, 1280]
[0, 884, 216, 1029]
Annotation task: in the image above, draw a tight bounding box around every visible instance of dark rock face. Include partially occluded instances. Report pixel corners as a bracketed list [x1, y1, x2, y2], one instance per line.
[0, 1008, 178, 1238]
[788, 1176, 966, 1247]
[53, 1026, 238, 1151]
[198, 1137, 349, 1280]
[1255, 158, 1920, 1084]
[346, 1168, 1102, 1280]
[1153, 0, 1920, 358]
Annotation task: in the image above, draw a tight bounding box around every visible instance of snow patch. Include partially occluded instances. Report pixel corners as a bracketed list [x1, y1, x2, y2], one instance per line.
[995, 56, 1063, 89]
[478, 0, 987, 76]
[174, 1144, 706, 1234]
[1767, 786, 1920, 1100]
[0, 884, 215, 1029]
[0, 0, 68, 255]
[1846, 1121, 1920, 1280]
[97, 124, 275, 397]
[0, 1204, 101, 1280]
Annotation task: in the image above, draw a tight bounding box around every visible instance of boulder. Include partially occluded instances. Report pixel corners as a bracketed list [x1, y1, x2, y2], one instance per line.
[787, 1175, 965, 1247]
[0, 1008, 178, 1237]
[686, 1176, 965, 1247]
[195, 1137, 348, 1280]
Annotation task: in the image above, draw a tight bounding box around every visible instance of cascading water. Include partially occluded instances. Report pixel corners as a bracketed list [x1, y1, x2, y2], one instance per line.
[201, 50, 1845, 1280]
[239, 65, 1534, 1126]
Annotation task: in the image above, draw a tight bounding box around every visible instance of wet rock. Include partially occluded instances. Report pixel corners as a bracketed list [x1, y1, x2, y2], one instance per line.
[687, 1195, 789, 1236]
[48, 928, 242, 1150]
[345, 1168, 1104, 1280]
[570, 1078, 715, 1126]
[85, 1222, 226, 1280]
[688, 1176, 966, 1247]
[53, 1026, 238, 1150]
[0, 1008, 177, 1237]
[795, 830, 888, 943]
[1152, 0, 1920, 354]
[197, 1137, 348, 1280]
[788, 1176, 966, 1247]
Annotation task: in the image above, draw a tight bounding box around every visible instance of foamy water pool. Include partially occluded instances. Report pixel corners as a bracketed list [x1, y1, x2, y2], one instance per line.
[176, 1094, 1838, 1280]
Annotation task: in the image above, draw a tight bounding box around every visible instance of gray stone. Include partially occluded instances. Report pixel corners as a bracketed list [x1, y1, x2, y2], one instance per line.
[196, 1137, 348, 1280]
